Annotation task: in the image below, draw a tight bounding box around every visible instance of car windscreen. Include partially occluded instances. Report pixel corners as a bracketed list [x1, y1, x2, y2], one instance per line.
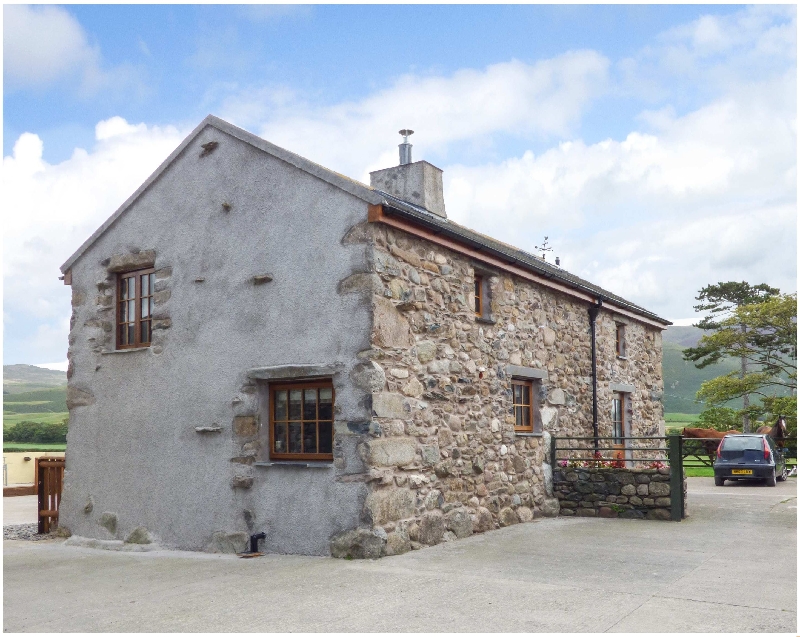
[721, 437, 763, 451]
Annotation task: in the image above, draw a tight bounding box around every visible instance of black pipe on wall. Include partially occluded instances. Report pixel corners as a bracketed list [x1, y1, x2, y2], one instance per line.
[588, 298, 603, 454]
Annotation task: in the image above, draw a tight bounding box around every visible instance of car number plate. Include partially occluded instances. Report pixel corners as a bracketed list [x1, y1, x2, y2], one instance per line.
[731, 469, 753, 475]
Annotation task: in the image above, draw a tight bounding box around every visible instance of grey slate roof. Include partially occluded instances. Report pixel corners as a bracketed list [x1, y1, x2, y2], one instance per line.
[60, 114, 669, 326]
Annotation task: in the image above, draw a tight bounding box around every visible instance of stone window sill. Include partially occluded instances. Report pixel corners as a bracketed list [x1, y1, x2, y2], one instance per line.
[101, 347, 150, 355]
[254, 461, 333, 469]
[515, 432, 544, 438]
[617, 355, 628, 361]
[475, 316, 496, 325]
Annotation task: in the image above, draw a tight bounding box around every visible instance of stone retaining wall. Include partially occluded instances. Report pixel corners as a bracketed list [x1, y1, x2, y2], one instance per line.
[554, 466, 687, 520]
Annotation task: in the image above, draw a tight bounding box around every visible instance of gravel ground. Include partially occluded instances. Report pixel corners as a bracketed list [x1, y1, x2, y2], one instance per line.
[3, 524, 52, 542]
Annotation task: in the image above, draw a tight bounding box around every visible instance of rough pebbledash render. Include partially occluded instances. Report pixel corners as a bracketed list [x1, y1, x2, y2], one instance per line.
[58, 115, 667, 558]
[59, 117, 382, 556]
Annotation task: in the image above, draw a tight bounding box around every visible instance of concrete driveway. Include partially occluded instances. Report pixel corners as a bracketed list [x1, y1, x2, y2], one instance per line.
[3, 477, 796, 632]
[3, 495, 37, 525]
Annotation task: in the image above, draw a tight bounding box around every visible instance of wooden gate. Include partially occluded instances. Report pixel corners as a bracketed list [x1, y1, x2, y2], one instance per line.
[37, 457, 65, 534]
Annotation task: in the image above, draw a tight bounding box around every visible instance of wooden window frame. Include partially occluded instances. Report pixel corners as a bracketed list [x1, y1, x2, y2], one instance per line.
[269, 380, 334, 461]
[611, 392, 624, 444]
[474, 270, 495, 322]
[116, 267, 155, 350]
[474, 275, 484, 317]
[512, 378, 541, 433]
[615, 323, 626, 358]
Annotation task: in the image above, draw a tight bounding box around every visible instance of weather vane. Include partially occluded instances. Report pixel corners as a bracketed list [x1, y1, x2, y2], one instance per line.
[535, 236, 553, 261]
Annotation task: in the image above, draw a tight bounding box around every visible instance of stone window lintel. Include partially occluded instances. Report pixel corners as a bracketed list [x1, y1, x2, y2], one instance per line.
[105, 250, 156, 274]
[506, 365, 549, 381]
[247, 364, 338, 382]
[610, 382, 635, 393]
[254, 461, 334, 469]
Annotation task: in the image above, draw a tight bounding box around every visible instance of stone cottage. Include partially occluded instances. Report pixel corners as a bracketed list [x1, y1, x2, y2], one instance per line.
[59, 115, 669, 557]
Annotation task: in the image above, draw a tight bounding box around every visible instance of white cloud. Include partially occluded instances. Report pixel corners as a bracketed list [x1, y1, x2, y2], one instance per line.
[577, 202, 796, 318]
[3, 118, 185, 365]
[3, 5, 143, 96]
[219, 52, 611, 180]
[447, 73, 795, 234]
[660, 5, 796, 60]
[95, 116, 148, 141]
[619, 5, 796, 100]
[4, 5, 99, 90]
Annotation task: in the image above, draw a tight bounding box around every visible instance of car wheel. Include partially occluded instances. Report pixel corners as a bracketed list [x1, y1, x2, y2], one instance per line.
[778, 465, 788, 482]
[714, 475, 725, 486]
[766, 470, 776, 487]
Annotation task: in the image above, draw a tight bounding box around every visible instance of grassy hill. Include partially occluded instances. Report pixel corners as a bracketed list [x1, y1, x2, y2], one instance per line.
[3, 365, 68, 432]
[4, 387, 68, 414]
[4, 364, 67, 394]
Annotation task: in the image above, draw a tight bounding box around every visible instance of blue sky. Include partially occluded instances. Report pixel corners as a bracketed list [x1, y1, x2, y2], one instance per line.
[3, 4, 797, 367]
[4, 5, 751, 162]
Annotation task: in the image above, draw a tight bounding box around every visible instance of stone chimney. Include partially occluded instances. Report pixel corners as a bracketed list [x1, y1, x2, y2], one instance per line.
[369, 130, 447, 218]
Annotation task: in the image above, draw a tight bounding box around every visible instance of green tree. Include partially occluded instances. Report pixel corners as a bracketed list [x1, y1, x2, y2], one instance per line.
[696, 407, 741, 432]
[688, 293, 797, 432]
[684, 281, 781, 431]
[5, 420, 68, 443]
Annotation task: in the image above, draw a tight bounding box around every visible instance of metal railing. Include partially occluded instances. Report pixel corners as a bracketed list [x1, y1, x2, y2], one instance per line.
[551, 435, 671, 465]
[551, 434, 685, 521]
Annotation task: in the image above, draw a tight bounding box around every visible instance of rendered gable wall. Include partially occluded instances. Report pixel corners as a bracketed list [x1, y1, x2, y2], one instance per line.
[59, 124, 378, 555]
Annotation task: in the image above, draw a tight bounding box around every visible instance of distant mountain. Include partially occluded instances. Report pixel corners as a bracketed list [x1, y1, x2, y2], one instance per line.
[3, 364, 67, 395]
[662, 325, 705, 348]
[661, 338, 740, 414]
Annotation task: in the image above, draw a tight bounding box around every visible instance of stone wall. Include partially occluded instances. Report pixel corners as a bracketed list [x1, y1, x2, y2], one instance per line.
[333, 221, 666, 556]
[553, 466, 687, 520]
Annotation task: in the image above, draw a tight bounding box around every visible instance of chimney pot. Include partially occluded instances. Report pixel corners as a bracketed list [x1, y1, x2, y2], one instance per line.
[398, 129, 414, 165]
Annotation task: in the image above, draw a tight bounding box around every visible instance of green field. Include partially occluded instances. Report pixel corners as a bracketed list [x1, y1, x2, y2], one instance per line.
[3, 412, 69, 428]
[664, 412, 700, 435]
[3, 387, 67, 414]
[3, 442, 67, 452]
[684, 467, 714, 477]
[665, 413, 701, 423]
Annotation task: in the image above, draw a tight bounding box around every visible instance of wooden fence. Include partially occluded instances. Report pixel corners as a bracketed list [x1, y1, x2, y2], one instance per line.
[36, 457, 65, 534]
